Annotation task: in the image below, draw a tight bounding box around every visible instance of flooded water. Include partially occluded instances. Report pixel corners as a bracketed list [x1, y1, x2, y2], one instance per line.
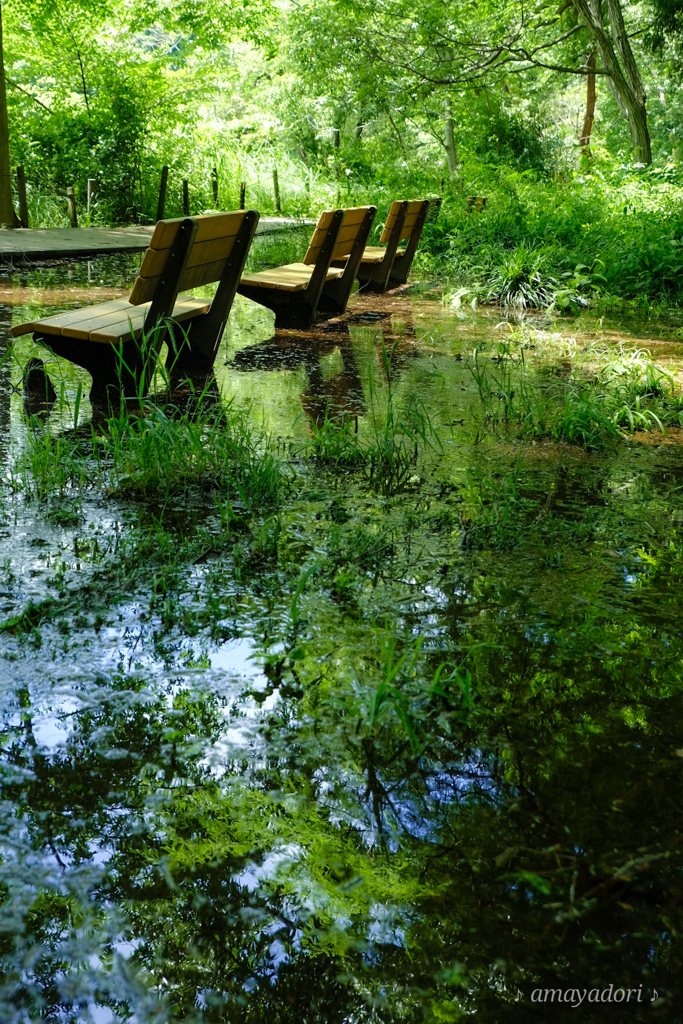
[1, 254, 683, 1021]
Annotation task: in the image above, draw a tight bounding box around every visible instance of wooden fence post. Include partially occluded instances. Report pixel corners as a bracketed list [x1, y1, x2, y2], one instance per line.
[273, 168, 281, 213]
[211, 167, 218, 207]
[239, 182, 246, 210]
[156, 165, 169, 222]
[87, 178, 96, 215]
[16, 166, 28, 228]
[183, 179, 190, 216]
[66, 187, 78, 228]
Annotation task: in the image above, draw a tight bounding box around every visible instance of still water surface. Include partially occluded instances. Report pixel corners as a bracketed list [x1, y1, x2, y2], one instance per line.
[1, 255, 682, 1021]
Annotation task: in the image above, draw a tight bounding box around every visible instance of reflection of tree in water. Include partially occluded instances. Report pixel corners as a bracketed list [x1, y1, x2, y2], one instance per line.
[375, 310, 420, 386]
[230, 311, 423, 434]
[300, 332, 365, 429]
[231, 326, 366, 431]
[0, 303, 11, 464]
[3, 317, 683, 1020]
[3, 576, 683, 1020]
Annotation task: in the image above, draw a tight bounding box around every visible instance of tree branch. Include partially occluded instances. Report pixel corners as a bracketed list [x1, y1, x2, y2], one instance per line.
[5, 77, 52, 112]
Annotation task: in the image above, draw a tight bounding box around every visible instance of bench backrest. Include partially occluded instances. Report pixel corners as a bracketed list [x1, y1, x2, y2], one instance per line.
[129, 211, 252, 306]
[303, 207, 373, 266]
[379, 200, 426, 245]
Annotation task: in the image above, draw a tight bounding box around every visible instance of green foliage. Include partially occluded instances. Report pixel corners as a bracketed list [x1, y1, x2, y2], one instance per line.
[16, 383, 280, 505]
[426, 164, 683, 307]
[465, 340, 678, 449]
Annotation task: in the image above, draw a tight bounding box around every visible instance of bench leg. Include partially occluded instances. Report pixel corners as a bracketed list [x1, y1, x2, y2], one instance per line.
[236, 285, 317, 330]
[356, 274, 390, 294]
[165, 319, 216, 374]
[34, 333, 144, 405]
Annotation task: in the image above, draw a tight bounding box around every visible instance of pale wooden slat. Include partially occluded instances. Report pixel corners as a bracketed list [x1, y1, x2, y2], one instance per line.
[241, 262, 343, 293]
[302, 245, 323, 266]
[379, 199, 427, 244]
[128, 276, 159, 306]
[302, 209, 335, 262]
[17, 297, 209, 344]
[136, 246, 164, 281]
[315, 210, 335, 229]
[137, 257, 233, 300]
[11, 321, 40, 337]
[330, 207, 372, 260]
[149, 211, 246, 250]
[339, 207, 370, 226]
[359, 246, 387, 265]
[379, 201, 404, 245]
[57, 297, 210, 342]
[80, 308, 147, 343]
[11, 299, 132, 337]
[334, 223, 366, 245]
[331, 243, 353, 260]
[136, 211, 248, 288]
[88, 298, 210, 343]
[302, 229, 329, 266]
[400, 212, 420, 239]
[194, 211, 246, 243]
[176, 259, 231, 291]
[147, 218, 183, 250]
[139, 234, 238, 279]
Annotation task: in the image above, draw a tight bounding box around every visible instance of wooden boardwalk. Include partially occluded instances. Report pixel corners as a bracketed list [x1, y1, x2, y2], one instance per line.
[0, 217, 313, 263]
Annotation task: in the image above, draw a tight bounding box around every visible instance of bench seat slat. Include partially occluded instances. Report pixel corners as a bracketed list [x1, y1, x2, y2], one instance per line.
[359, 245, 406, 265]
[240, 262, 343, 293]
[89, 298, 208, 343]
[19, 297, 210, 344]
[11, 299, 133, 337]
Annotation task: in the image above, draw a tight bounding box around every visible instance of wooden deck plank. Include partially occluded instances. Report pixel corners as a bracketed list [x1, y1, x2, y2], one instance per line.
[0, 218, 314, 264]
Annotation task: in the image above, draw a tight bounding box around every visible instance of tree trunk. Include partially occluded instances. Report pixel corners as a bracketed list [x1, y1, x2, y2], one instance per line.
[579, 51, 596, 156]
[573, 0, 651, 164]
[444, 97, 458, 176]
[0, 5, 17, 227]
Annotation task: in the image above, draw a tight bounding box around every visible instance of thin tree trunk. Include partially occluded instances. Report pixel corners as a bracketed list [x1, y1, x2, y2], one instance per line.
[573, 0, 651, 164]
[579, 51, 596, 157]
[0, 4, 17, 227]
[387, 109, 408, 159]
[444, 97, 458, 176]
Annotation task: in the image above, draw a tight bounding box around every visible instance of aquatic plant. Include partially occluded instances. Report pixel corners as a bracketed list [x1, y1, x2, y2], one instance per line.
[300, 340, 441, 493]
[466, 342, 679, 449]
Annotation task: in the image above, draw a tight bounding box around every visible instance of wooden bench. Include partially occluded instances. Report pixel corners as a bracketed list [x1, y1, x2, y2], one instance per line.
[466, 196, 487, 212]
[353, 199, 430, 293]
[11, 210, 259, 399]
[237, 206, 376, 329]
[425, 196, 442, 222]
